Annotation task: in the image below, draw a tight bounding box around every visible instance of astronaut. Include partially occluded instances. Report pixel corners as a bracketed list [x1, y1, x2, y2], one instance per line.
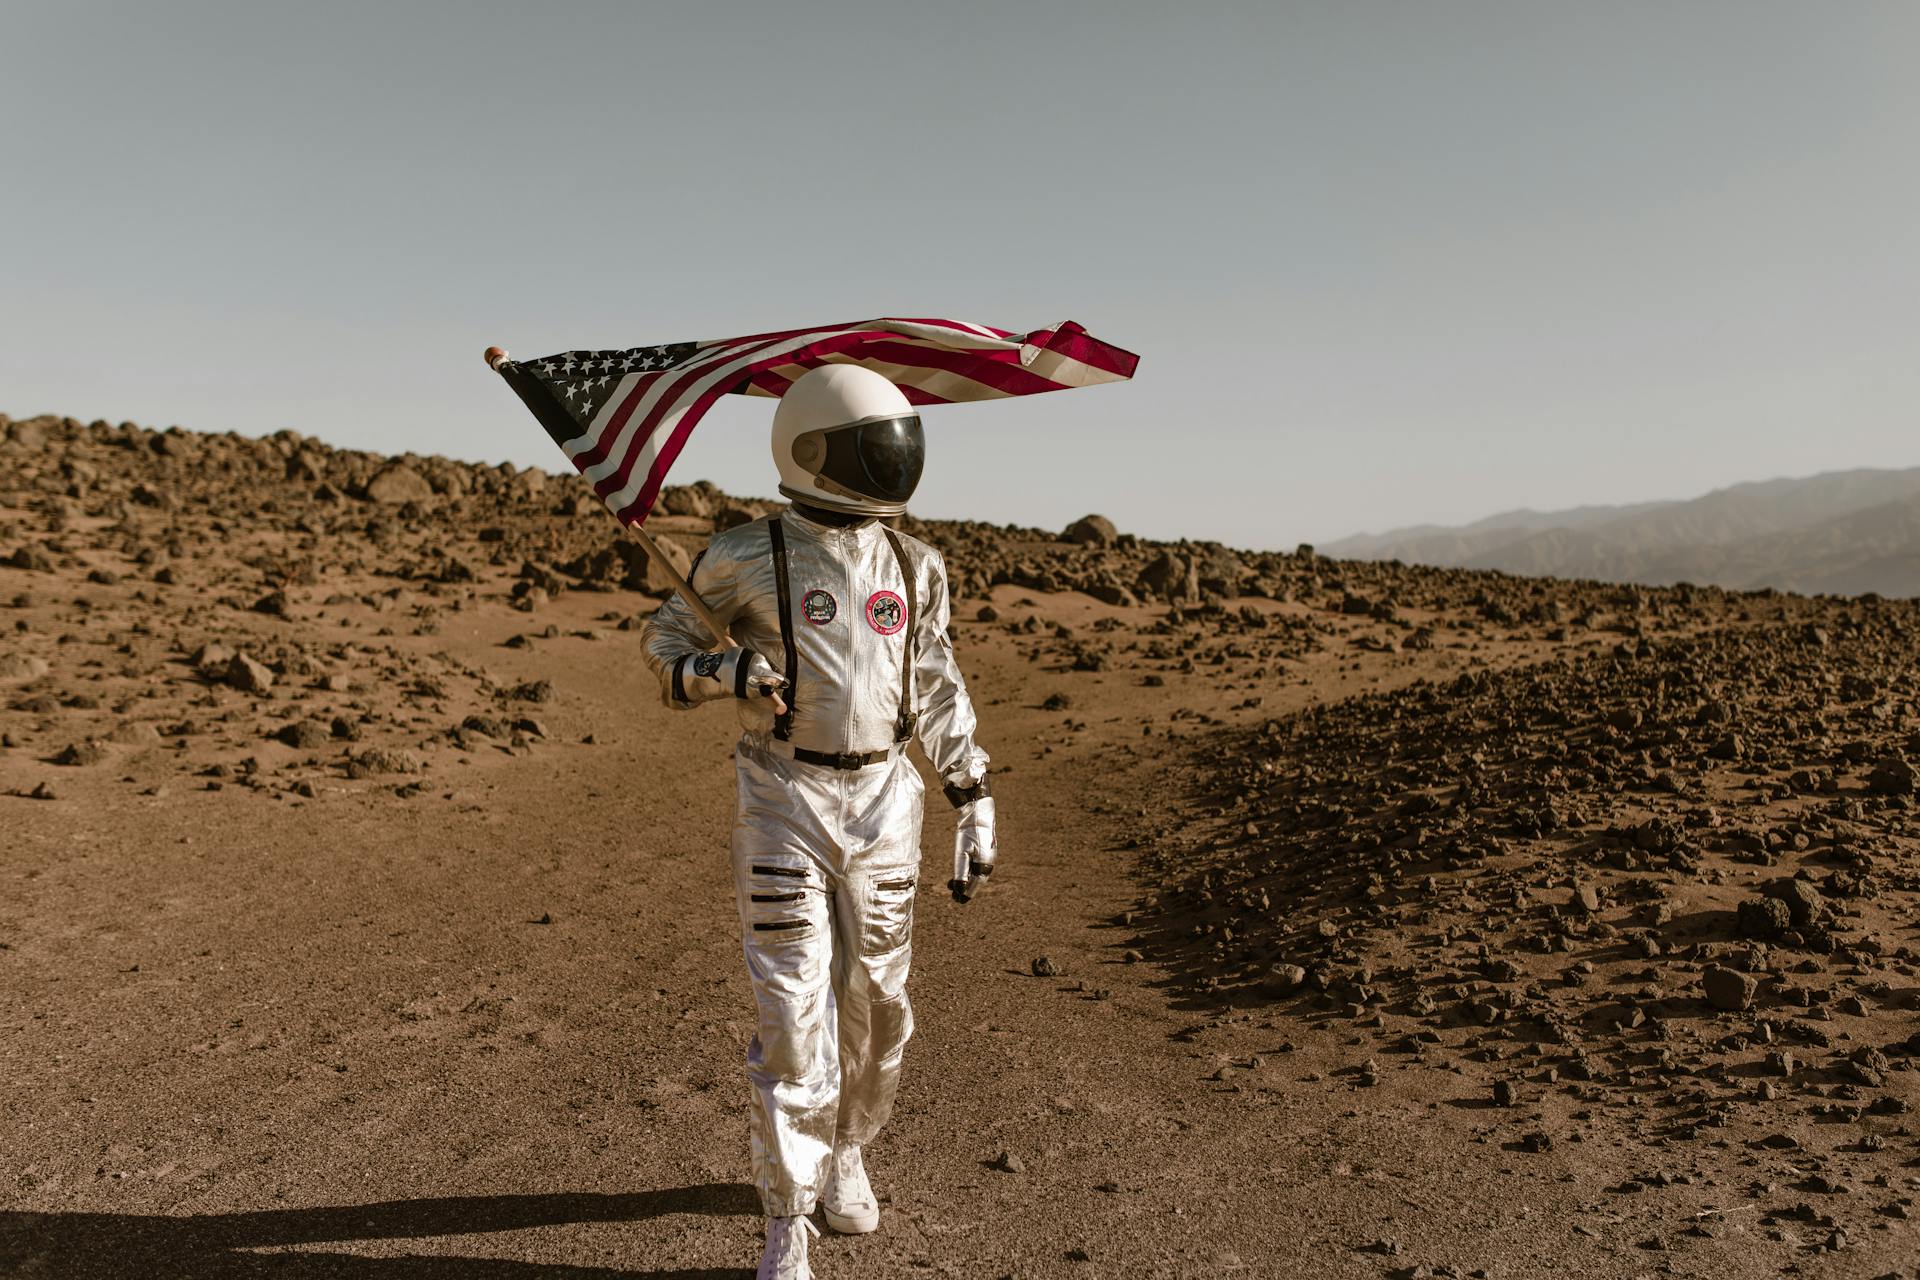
[642, 364, 996, 1280]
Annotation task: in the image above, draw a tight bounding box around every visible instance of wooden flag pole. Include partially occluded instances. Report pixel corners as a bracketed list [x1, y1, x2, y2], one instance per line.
[485, 345, 736, 651]
[626, 521, 736, 650]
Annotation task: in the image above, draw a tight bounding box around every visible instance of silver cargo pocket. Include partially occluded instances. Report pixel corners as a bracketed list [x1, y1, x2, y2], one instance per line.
[861, 875, 916, 955]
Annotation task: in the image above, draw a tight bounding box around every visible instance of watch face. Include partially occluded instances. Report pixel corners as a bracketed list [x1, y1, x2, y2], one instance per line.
[865, 590, 906, 636]
[693, 651, 725, 678]
[801, 589, 838, 625]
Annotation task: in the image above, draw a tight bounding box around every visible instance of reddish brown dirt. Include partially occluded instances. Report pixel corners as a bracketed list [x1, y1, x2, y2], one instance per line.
[2, 416, 1916, 1279]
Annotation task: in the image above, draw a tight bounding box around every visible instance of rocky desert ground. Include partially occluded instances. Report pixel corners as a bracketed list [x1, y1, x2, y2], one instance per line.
[2, 412, 1917, 1279]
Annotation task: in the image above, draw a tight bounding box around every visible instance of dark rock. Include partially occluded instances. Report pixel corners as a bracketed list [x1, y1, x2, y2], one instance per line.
[631, 535, 693, 596]
[1763, 878, 1825, 926]
[1703, 966, 1758, 1012]
[1866, 755, 1915, 797]
[462, 714, 509, 738]
[224, 653, 275, 694]
[274, 721, 330, 749]
[713, 504, 761, 532]
[50, 742, 108, 766]
[1084, 581, 1139, 607]
[346, 748, 419, 777]
[6, 546, 54, 572]
[1261, 963, 1307, 996]
[1738, 896, 1792, 938]
[656, 485, 713, 519]
[1845, 1046, 1891, 1087]
[191, 642, 234, 673]
[1137, 551, 1197, 604]
[1061, 514, 1119, 547]
[363, 462, 435, 505]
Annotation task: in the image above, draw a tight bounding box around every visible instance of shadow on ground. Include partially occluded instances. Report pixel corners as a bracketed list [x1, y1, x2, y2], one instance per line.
[0, 1184, 759, 1279]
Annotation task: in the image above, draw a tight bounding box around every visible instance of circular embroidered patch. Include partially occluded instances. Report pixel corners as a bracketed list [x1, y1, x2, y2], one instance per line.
[865, 589, 906, 636]
[800, 588, 837, 625]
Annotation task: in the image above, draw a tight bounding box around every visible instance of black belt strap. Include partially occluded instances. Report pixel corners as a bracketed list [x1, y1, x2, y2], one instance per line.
[793, 746, 892, 770]
[768, 519, 797, 740]
[881, 526, 917, 742]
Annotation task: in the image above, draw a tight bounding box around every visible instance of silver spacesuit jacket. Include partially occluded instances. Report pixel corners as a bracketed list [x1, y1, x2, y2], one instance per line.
[642, 508, 989, 785]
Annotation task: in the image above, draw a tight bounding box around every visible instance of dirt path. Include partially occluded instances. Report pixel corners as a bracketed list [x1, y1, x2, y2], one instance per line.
[3, 577, 1914, 1279]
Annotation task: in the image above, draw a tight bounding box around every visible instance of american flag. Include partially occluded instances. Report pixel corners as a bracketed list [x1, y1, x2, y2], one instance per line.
[494, 317, 1138, 526]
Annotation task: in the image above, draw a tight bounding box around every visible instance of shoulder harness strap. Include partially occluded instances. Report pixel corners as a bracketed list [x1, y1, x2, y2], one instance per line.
[768, 518, 797, 740]
[881, 526, 917, 742]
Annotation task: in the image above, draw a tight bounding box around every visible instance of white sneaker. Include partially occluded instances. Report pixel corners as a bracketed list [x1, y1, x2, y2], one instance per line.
[757, 1214, 818, 1280]
[822, 1142, 880, 1234]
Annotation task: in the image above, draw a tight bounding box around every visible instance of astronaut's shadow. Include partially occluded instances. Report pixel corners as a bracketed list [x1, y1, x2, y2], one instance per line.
[0, 1184, 760, 1279]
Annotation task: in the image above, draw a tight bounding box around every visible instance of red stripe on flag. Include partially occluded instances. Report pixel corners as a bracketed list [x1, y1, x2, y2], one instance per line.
[838, 339, 1069, 397]
[1024, 322, 1140, 379]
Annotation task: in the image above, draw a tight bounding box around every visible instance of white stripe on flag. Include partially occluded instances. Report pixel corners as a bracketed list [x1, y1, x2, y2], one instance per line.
[874, 319, 1017, 350]
[1020, 345, 1127, 388]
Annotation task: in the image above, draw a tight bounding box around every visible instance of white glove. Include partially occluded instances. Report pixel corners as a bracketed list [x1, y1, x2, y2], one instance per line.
[946, 780, 996, 903]
[734, 650, 789, 713]
[671, 647, 788, 713]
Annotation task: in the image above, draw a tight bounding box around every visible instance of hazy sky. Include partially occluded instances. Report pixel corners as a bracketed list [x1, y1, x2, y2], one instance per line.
[4, 2, 1916, 549]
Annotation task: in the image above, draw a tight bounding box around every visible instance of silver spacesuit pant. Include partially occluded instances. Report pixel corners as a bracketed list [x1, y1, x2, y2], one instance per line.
[730, 734, 922, 1217]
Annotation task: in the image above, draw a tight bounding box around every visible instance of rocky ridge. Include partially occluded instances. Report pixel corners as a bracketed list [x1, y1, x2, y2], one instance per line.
[0, 411, 1700, 806]
[1129, 599, 1920, 1259]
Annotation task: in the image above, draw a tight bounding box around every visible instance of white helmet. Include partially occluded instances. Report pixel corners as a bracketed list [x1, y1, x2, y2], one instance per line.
[771, 365, 925, 517]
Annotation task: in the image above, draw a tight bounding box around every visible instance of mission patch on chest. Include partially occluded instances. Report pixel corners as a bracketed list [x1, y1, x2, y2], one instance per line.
[800, 588, 838, 625]
[865, 590, 906, 636]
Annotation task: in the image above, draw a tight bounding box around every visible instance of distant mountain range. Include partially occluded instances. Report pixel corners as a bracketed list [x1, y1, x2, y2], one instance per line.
[1322, 467, 1920, 598]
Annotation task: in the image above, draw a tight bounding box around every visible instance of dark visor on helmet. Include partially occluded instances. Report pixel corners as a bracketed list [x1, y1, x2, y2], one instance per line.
[816, 415, 924, 504]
